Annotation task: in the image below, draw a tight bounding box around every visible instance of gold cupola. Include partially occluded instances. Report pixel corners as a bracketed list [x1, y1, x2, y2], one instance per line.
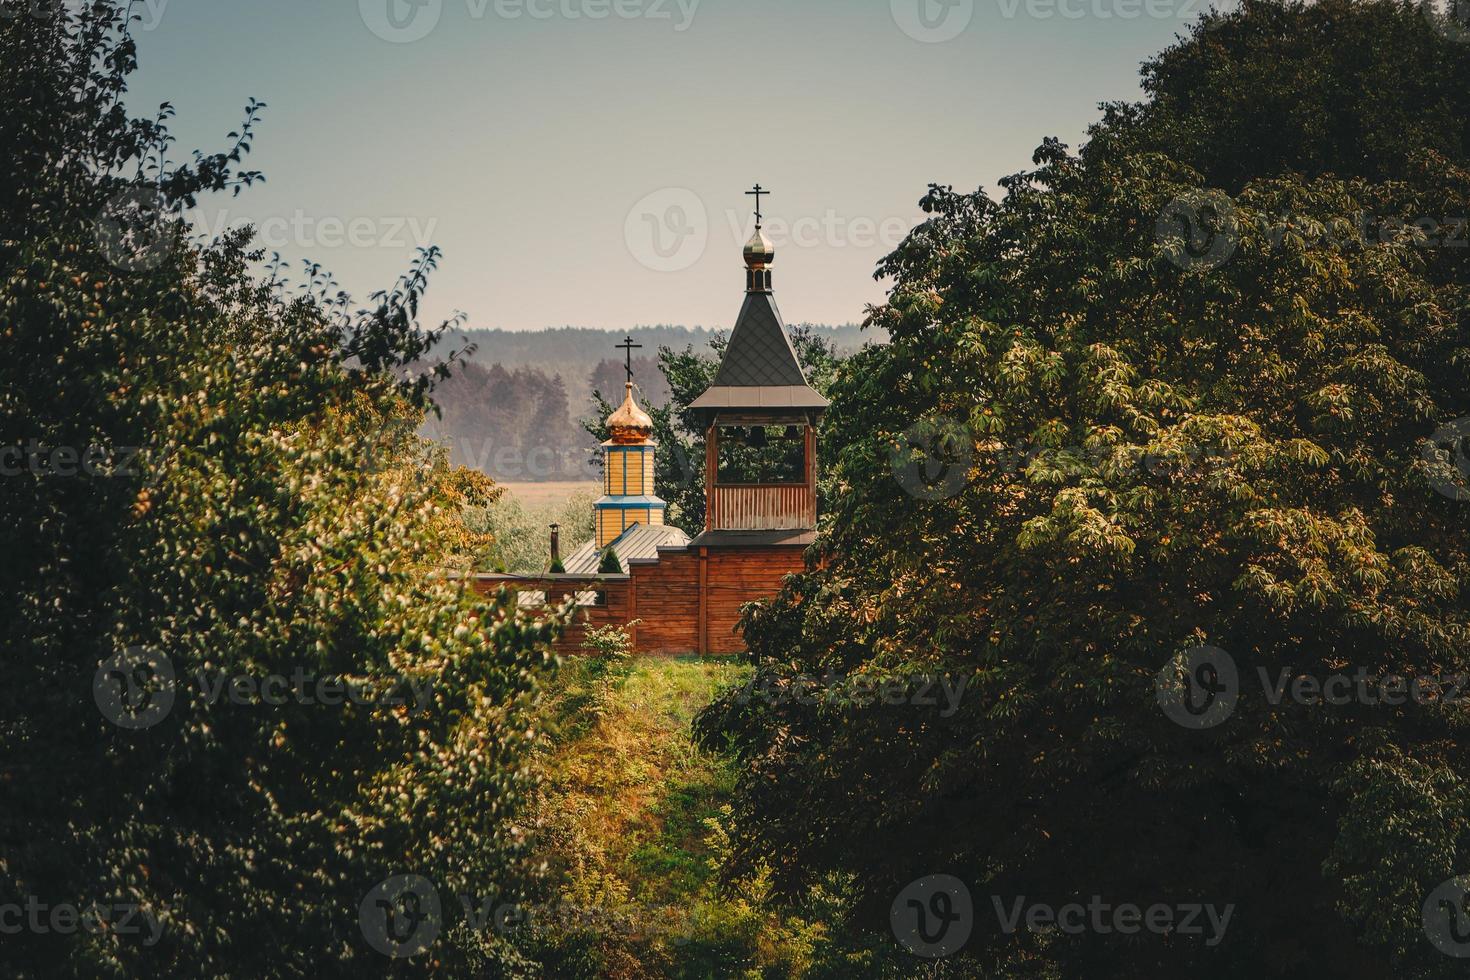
[606, 382, 654, 445]
[743, 228, 774, 294]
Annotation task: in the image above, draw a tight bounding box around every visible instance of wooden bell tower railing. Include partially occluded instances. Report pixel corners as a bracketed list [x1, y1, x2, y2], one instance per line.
[709, 483, 815, 530]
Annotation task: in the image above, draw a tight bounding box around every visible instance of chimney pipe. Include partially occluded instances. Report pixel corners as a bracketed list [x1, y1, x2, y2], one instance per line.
[549, 523, 561, 564]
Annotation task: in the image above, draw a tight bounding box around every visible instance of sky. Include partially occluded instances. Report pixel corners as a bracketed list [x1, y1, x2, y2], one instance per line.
[126, 0, 1232, 332]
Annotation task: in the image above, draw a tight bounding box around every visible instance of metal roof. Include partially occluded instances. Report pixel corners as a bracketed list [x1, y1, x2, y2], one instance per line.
[593, 494, 668, 508]
[713, 293, 807, 386]
[561, 522, 691, 574]
[688, 528, 815, 548]
[683, 385, 829, 411]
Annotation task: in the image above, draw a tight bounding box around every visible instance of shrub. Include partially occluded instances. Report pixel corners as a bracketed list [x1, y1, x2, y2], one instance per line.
[598, 547, 623, 574]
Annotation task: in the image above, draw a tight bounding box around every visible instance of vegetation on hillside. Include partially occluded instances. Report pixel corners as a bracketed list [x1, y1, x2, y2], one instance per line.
[507, 653, 924, 979]
[458, 324, 868, 399]
[425, 360, 595, 480]
[699, 1, 1470, 976]
[422, 325, 871, 484]
[0, 5, 564, 975]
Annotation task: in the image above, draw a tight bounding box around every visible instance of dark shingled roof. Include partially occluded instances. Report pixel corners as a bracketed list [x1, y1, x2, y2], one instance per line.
[712, 293, 807, 386]
[690, 293, 828, 415]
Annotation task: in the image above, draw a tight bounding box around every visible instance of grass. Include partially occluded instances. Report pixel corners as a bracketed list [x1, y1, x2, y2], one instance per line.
[520, 653, 924, 980]
[535, 655, 748, 909]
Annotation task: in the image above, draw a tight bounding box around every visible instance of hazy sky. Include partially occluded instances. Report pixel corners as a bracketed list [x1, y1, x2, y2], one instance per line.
[127, 0, 1229, 332]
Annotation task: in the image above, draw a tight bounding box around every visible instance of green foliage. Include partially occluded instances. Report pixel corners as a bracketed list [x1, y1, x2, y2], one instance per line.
[468, 488, 595, 574]
[599, 547, 624, 574]
[579, 621, 640, 716]
[1089, 0, 1470, 191]
[0, 5, 565, 976]
[581, 622, 640, 662]
[550, 557, 568, 574]
[516, 657, 912, 980]
[698, 2, 1470, 977]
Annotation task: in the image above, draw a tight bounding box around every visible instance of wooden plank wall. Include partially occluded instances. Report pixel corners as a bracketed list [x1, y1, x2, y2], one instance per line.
[700, 546, 805, 654]
[473, 545, 803, 656]
[627, 550, 700, 654]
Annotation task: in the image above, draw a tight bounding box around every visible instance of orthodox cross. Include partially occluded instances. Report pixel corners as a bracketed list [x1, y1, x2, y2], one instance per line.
[746, 183, 768, 229]
[616, 335, 642, 384]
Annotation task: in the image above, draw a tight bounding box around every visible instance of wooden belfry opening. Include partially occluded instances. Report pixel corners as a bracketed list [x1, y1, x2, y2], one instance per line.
[701, 418, 817, 532]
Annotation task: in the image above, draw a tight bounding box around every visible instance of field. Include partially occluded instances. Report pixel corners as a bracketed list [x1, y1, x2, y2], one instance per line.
[499, 480, 603, 509]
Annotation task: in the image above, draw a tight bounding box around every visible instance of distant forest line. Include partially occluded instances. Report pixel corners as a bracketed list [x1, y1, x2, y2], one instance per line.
[424, 324, 876, 481]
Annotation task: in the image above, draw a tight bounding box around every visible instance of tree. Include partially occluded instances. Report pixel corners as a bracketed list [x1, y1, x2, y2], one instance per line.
[467, 488, 595, 574]
[426, 361, 597, 481]
[698, 2, 1470, 976]
[0, 5, 564, 976]
[1088, 0, 1470, 190]
[587, 356, 671, 410]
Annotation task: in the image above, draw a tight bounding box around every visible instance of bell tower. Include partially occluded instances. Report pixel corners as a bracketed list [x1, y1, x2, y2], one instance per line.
[689, 186, 828, 538]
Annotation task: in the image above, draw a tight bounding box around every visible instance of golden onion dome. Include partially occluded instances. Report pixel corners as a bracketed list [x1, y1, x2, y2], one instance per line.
[606, 382, 654, 444]
[743, 227, 775, 266]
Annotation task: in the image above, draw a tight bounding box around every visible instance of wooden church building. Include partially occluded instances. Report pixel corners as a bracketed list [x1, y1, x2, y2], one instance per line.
[475, 197, 826, 655]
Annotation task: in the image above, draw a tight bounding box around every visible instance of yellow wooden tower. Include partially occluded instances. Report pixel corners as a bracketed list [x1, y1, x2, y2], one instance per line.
[594, 380, 667, 548]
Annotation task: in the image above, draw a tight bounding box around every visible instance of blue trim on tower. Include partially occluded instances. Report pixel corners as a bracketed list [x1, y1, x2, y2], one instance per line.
[593, 496, 667, 510]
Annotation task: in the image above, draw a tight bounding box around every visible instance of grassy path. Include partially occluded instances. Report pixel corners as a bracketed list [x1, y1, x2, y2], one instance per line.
[540, 657, 747, 905]
[521, 655, 921, 979]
